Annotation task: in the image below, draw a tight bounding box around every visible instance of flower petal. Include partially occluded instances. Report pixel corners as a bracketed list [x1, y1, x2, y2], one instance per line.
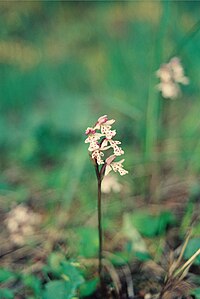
[88, 141, 99, 151]
[105, 165, 112, 176]
[106, 154, 116, 165]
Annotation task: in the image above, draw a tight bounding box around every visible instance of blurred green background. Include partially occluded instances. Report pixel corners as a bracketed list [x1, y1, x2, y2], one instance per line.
[1, 1, 200, 229]
[1, 2, 200, 298]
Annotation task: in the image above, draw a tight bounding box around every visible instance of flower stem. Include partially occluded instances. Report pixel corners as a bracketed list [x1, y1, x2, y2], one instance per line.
[97, 178, 103, 288]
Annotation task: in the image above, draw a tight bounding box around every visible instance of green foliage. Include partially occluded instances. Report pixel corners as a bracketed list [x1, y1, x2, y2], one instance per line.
[32, 123, 68, 164]
[60, 262, 84, 287]
[21, 274, 42, 296]
[191, 288, 200, 299]
[0, 289, 14, 299]
[0, 261, 84, 299]
[43, 262, 84, 299]
[76, 227, 99, 258]
[43, 280, 75, 299]
[128, 210, 176, 237]
[43, 255, 84, 299]
[184, 238, 200, 265]
[180, 202, 194, 236]
[108, 251, 134, 266]
[0, 268, 15, 283]
[47, 252, 66, 276]
[1, 2, 200, 297]
[79, 278, 99, 297]
[0, 268, 42, 298]
[122, 213, 149, 258]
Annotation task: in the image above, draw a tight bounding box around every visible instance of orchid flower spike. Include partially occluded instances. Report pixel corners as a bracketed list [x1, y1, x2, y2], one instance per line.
[85, 115, 128, 176]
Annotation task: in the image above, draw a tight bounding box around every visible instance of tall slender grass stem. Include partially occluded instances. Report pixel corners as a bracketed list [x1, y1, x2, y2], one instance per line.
[175, 230, 191, 270]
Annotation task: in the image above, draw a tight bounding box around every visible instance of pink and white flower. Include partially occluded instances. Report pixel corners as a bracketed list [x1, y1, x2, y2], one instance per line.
[105, 155, 128, 176]
[85, 127, 103, 143]
[109, 140, 124, 156]
[85, 115, 128, 176]
[94, 115, 115, 130]
[100, 139, 124, 156]
[101, 127, 116, 139]
[88, 141, 100, 152]
[92, 150, 104, 165]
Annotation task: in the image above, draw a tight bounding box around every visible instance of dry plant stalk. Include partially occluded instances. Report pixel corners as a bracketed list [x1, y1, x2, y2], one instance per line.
[159, 231, 199, 299]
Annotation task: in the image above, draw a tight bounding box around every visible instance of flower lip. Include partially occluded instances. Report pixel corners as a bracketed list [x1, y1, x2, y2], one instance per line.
[88, 141, 100, 152]
[85, 127, 96, 135]
[94, 115, 115, 130]
[97, 115, 108, 125]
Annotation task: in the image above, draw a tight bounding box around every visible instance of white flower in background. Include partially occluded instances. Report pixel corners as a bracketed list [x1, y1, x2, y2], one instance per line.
[156, 57, 189, 99]
[5, 204, 41, 245]
[85, 115, 128, 176]
[101, 174, 122, 193]
[170, 57, 189, 84]
[158, 81, 180, 99]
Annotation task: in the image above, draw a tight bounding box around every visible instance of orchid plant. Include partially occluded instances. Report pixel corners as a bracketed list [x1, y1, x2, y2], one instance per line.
[85, 115, 128, 289]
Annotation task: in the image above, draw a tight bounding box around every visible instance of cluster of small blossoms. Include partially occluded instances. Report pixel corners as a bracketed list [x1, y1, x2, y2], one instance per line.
[85, 115, 128, 176]
[4, 205, 41, 245]
[156, 57, 189, 99]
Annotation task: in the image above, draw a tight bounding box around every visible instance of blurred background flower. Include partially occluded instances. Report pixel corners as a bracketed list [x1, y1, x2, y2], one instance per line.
[101, 174, 122, 194]
[4, 204, 41, 245]
[157, 57, 189, 99]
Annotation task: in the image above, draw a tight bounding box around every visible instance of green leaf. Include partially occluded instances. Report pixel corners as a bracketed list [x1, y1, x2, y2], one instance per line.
[0, 268, 15, 283]
[76, 227, 98, 258]
[0, 289, 14, 299]
[191, 288, 200, 299]
[109, 251, 130, 266]
[47, 254, 84, 286]
[158, 211, 176, 234]
[22, 274, 42, 295]
[193, 222, 200, 236]
[0, 182, 12, 193]
[180, 202, 194, 236]
[184, 238, 200, 265]
[134, 251, 152, 262]
[48, 252, 65, 275]
[79, 278, 98, 297]
[43, 280, 72, 299]
[129, 210, 175, 237]
[60, 261, 84, 288]
[43, 259, 84, 299]
[122, 213, 148, 254]
[43, 271, 83, 299]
